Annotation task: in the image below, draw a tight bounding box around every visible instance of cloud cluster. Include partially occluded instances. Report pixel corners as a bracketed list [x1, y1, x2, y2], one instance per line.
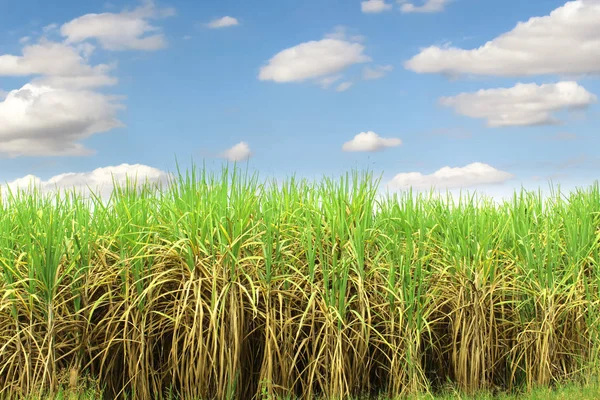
[61, 1, 174, 51]
[394, 0, 599, 190]
[405, 0, 600, 76]
[2, 163, 172, 200]
[0, 1, 171, 157]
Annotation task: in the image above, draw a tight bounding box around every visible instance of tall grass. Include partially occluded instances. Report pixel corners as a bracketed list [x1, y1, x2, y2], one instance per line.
[0, 165, 599, 399]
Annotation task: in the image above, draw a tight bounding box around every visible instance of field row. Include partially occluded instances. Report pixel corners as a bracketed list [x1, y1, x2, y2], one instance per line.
[1, 167, 599, 399]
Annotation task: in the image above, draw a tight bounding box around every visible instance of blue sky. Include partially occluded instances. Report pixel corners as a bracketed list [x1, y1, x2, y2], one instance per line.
[0, 0, 599, 199]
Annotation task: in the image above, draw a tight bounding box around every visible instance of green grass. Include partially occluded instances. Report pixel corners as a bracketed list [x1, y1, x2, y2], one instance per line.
[25, 378, 600, 399]
[1, 164, 600, 399]
[431, 383, 600, 399]
[416, 379, 600, 400]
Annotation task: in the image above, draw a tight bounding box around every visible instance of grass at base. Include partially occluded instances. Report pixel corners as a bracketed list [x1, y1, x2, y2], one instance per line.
[28, 378, 600, 400]
[418, 379, 600, 399]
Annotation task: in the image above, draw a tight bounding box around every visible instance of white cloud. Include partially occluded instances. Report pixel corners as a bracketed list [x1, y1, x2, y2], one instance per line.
[361, 0, 393, 13]
[206, 16, 239, 29]
[440, 81, 597, 127]
[0, 90, 7, 100]
[0, 2, 174, 159]
[399, 0, 449, 13]
[37, 71, 117, 89]
[363, 64, 393, 80]
[405, 0, 600, 76]
[336, 81, 353, 92]
[19, 36, 31, 44]
[0, 34, 123, 158]
[60, 0, 173, 51]
[259, 34, 371, 83]
[388, 162, 514, 190]
[0, 40, 115, 86]
[0, 83, 123, 157]
[2, 163, 172, 200]
[221, 142, 252, 162]
[343, 131, 402, 152]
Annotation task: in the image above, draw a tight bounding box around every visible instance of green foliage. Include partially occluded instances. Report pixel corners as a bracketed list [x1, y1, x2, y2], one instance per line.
[0, 164, 599, 399]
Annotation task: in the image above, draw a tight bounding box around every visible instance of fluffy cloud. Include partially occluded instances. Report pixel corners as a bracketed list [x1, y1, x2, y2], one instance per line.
[343, 131, 402, 152]
[405, 0, 600, 76]
[2, 163, 172, 200]
[0, 2, 173, 158]
[60, 0, 174, 51]
[363, 64, 393, 80]
[37, 72, 117, 90]
[0, 51, 118, 156]
[388, 162, 514, 190]
[336, 82, 353, 92]
[440, 81, 597, 127]
[259, 35, 371, 83]
[0, 39, 122, 157]
[0, 40, 115, 86]
[399, 0, 449, 13]
[221, 142, 252, 162]
[361, 0, 393, 13]
[206, 16, 239, 29]
[0, 84, 123, 157]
